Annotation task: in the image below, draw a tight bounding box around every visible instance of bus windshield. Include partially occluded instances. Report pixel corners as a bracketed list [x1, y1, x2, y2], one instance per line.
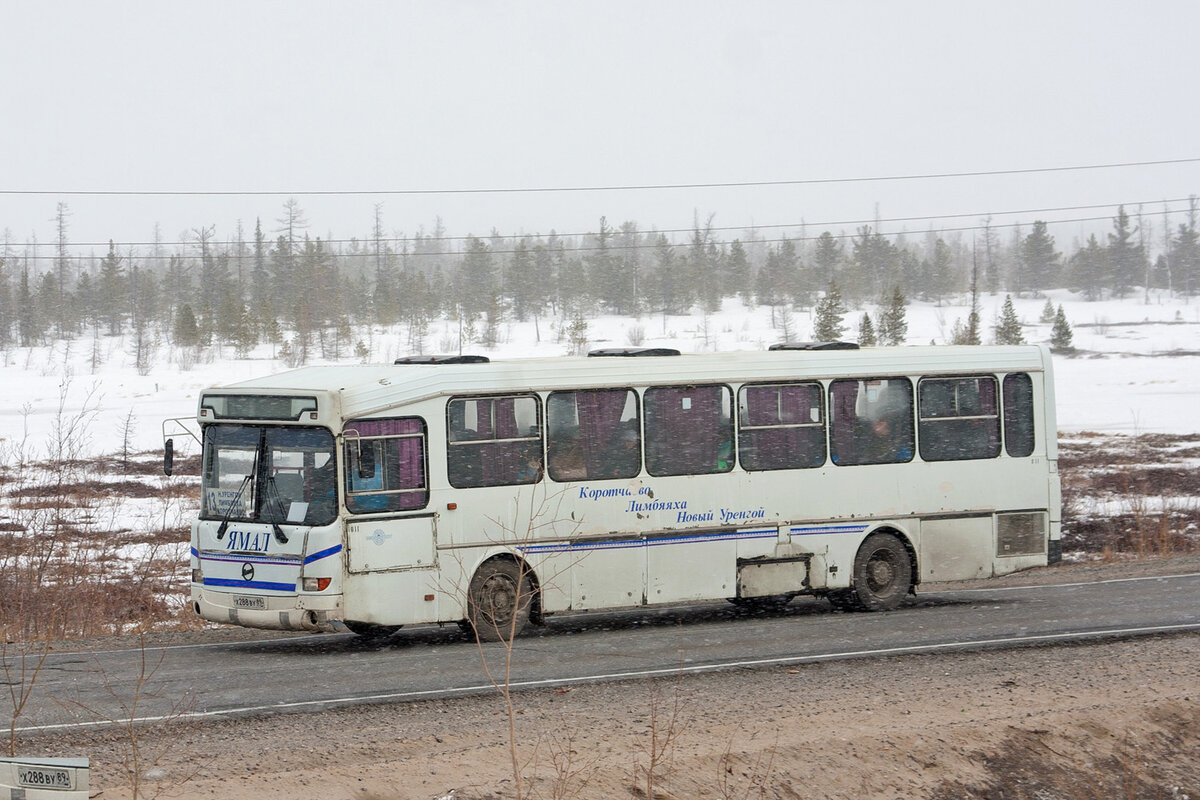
[201, 425, 338, 527]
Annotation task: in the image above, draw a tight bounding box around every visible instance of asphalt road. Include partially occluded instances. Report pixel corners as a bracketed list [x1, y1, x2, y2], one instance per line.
[10, 572, 1200, 733]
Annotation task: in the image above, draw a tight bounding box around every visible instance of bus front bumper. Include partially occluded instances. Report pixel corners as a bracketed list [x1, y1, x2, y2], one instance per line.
[192, 586, 344, 631]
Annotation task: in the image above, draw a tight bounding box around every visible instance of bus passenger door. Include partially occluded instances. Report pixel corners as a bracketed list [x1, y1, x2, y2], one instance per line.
[346, 514, 437, 573]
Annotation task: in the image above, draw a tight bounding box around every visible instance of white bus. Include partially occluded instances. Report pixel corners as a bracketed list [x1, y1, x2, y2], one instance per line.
[170, 343, 1060, 641]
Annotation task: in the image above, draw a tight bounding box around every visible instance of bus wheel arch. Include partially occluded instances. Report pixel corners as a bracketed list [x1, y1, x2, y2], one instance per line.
[845, 528, 915, 612]
[463, 554, 539, 642]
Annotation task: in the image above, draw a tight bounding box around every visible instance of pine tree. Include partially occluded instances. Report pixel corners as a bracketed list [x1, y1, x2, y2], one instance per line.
[1017, 221, 1060, 296]
[97, 240, 125, 335]
[875, 286, 908, 346]
[1069, 234, 1108, 301]
[994, 295, 1025, 345]
[1107, 206, 1144, 297]
[812, 231, 841, 286]
[1051, 305, 1074, 351]
[857, 312, 876, 346]
[727, 239, 752, 305]
[173, 304, 200, 348]
[1038, 298, 1056, 323]
[812, 281, 847, 342]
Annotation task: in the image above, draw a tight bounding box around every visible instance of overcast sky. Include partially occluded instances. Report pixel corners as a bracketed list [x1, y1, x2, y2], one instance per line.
[3, 1, 1199, 256]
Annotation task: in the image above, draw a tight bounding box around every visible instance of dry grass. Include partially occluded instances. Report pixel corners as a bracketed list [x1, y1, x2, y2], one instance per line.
[0, 444, 200, 642]
[1059, 432, 1200, 560]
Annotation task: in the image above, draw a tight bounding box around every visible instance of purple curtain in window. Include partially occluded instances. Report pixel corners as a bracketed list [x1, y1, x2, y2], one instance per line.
[829, 381, 859, 463]
[746, 386, 777, 426]
[577, 389, 630, 474]
[978, 377, 997, 415]
[780, 384, 816, 424]
[494, 398, 520, 438]
[647, 386, 721, 475]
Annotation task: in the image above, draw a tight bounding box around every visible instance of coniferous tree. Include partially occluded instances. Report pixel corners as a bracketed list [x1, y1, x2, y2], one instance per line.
[994, 295, 1025, 344]
[1051, 305, 1074, 351]
[17, 268, 39, 346]
[618, 221, 644, 315]
[812, 231, 841, 286]
[457, 235, 497, 323]
[1169, 198, 1200, 295]
[1038, 297, 1056, 323]
[1068, 234, 1108, 300]
[849, 226, 899, 301]
[0, 257, 10, 347]
[506, 238, 537, 321]
[857, 312, 877, 346]
[173, 304, 200, 348]
[1018, 221, 1060, 296]
[920, 238, 956, 301]
[812, 281, 847, 342]
[726, 239, 752, 305]
[1107, 206, 1144, 297]
[875, 286, 909, 346]
[97, 240, 126, 335]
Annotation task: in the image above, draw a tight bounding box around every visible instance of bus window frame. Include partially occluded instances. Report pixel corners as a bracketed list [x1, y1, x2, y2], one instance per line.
[343, 417, 430, 514]
[737, 381, 826, 471]
[916, 375, 1001, 462]
[446, 393, 544, 488]
[643, 383, 735, 477]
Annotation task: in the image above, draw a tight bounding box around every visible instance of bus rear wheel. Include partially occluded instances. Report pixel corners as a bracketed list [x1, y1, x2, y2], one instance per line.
[848, 532, 912, 611]
[466, 558, 533, 642]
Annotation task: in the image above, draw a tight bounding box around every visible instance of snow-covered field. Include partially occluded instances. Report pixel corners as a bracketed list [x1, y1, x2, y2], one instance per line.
[0, 289, 1197, 460]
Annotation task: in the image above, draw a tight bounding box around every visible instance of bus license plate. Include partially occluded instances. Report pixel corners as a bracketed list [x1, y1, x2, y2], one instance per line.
[233, 595, 266, 610]
[18, 766, 73, 789]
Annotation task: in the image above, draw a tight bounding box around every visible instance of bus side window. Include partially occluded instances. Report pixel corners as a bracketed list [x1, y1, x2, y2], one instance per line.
[917, 376, 1001, 461]
[1003, 373, 1035, 457]
[829, 378, 914, 466]
[344, 417, 429, 513]
[547, 389, 640, 482]
[738, 383, 825, 471]
[644, 385, 733, 477]
[447, 395, 542, 488]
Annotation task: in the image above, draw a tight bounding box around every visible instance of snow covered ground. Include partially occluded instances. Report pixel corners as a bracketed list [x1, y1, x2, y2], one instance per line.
[0, 289, 1196, 459]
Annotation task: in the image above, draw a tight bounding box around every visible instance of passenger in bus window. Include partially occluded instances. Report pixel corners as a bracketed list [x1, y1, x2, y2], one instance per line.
[594, 425, 637, 478]
[863, 415, 913, 463]
[518, 448, 543, 482]
[549, 435, 586, 481]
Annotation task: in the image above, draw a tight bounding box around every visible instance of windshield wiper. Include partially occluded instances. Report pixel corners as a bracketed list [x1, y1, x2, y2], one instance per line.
[262, 475, 290, 544]
[216, 474, 252, 541]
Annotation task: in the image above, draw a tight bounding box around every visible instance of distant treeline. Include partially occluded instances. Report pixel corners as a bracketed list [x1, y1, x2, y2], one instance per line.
[0, 199, 1196, 364]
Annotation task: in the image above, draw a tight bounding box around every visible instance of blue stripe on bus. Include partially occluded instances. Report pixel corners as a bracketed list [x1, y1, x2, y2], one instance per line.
[203, 577, 296, 592]
[304, 544, 343, 564]
[788, 523, 869, 536]
[192, 545, 342, 566]
[521, 527, 778, 556]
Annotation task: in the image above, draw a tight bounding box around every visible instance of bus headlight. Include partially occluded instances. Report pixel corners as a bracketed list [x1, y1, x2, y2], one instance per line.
[192, 567, 203, 584]
[303, 577, 332, 592]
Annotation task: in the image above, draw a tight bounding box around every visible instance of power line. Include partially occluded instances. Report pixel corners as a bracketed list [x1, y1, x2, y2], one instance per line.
[2, 158, 1198, 197]
[8, 196, 1196, 253]
[9, 205, 1194, 263]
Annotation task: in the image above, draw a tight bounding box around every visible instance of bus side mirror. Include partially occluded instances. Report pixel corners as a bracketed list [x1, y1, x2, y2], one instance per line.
[357, 444, 376, 480]
[164, 438, 174, 477]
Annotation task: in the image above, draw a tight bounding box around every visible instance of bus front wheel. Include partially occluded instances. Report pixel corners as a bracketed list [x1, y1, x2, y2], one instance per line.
[465, 558, 533, 642]
[847, 532, 912, 611]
